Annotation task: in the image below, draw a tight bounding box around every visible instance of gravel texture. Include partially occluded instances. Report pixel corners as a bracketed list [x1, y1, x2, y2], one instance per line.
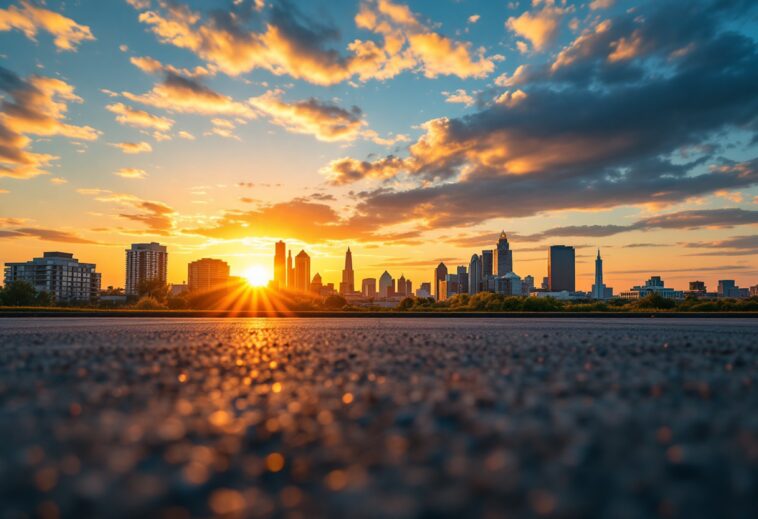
[0, 317, 756, 519]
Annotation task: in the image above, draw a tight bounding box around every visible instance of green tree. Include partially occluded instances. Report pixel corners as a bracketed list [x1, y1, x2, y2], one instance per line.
[137, 278, 169, 302]
[0, 280, 39, 306]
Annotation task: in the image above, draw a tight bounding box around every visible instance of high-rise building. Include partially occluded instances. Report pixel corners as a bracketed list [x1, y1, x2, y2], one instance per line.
[310, 273, 323, 294]
[274, 241, 286, 289]
[493, 231, 513, 276]
[126, 242, 167, 296]
[434, 262, 448, 300]
[523, 275, 535, 294]
[481, 250, 493, 278]
[379, 271, 394, 298]
[340, 247, 355, 295]
[397, 274, 407, 297]
[287, 250, 294, 290]
[361, 278, 376, 298]
[188, 258, 230, 292]
[416, 282, 432, 298]
[590, 249, 612, 299]
[294, 250, 310, 292]
[469, 254, 482, 295]
[457, 265, 468, 294]
[689, 281, 706, 293]
[4, 252, 101, 302]
[548, 245, 575, 292]
[718, 280, 741, 298]
[404, 278, 412, 297]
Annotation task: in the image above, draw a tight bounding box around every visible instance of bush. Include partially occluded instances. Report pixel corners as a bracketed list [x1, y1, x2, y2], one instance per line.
[134, 296, 167, 310]
[0, 280, 40, 306]
[633, 293, 676, 310]
[323, 294, 347, 309]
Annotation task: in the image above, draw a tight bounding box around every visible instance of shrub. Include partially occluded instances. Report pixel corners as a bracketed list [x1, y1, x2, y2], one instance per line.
[134, 296, 167, 310]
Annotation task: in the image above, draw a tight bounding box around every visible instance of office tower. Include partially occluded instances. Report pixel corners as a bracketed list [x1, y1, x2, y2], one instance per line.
[126, 242, 167, 296]
[4, 252, 101, 302]
[310, 273, 322, 294]
[188, 258, 230, 292]
[379, 271, 394, 298]
[397, 274, 407, 296]
[541, 276, 549, 290]
[274, 241, 286, 289]
[362, 278, 377, 298]
[493, 231, 513, 275]
[469, 254, 482, 295]
[340, 247, 355, 295]
[294, 250, 310, 292]
[481, 250, 493, 278]
[405, 278, 412, 296]
[434, 262, 448, 300]
[416, 282, 432, 298]
[523, 275, 535, 294]
[590, 250, 612, 299]
[689, 281, 706, 292]
[718, 280, 738, 298]
[287, 250, 294, 289]
[495, 272, 522, 296]
[457, 265, 468, 294]
[548, 245, 575, 292]
[445, 274, 460, 295]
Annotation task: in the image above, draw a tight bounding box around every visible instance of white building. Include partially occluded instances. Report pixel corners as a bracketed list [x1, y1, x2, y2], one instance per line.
[126, 242, 167, 296]
[620, 276, 683, 300]
[378, 271, 394, 298]
[4, 252, 101, 303]
[591, 249, 613, 299]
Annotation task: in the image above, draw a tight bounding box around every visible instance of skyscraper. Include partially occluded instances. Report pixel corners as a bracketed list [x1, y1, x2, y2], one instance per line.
[126, 242, 167, 296]
[379, 271, 394, 298]
[4, 252, 101, 303]
[310, 273, 323, 294]
[590, 250, 612, 299]
[456, 265, 468, 294]
[340, 247, 355, 295]
[287, 250, 294, 290]
[481, 250, 493, 278]
[274, 241, 286, 289]
[548, 245, 575, 292]
[188, 258, 230, 293]
[434, 262, 448, 300]
[294, 250, 310, 292]
[397, 274, 407, 296]
[493, 231, 513, 275]
[361, 278, 377, 298]
[469, 254, 482, 295]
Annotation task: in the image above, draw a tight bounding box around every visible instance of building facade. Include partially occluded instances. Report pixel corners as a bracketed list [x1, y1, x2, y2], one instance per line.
[379, 271, 394, 298]
[340, 247, 355, 295]
[126, 242, 167, 296]
[434, 262, 448, 301]
[274, 241, 286, 289]
[4, 252, 101, 303]
[493, 231, 513, 276]
[590, 249, 613, 299]
[620, 276, 684, 300]
[294, 250, 311, 292]
[188, 258, 229, 293]
[362, 278, 377, 298]
[548, 245, 575, 292]
[469, 254, 482, 295]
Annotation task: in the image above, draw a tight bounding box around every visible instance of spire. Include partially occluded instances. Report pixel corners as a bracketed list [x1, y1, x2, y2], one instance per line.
[597, 249, 601, 259]
[500, 230, 507, 239]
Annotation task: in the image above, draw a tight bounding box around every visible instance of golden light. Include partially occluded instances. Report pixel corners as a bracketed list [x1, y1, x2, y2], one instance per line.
[243, 265, 270, 287]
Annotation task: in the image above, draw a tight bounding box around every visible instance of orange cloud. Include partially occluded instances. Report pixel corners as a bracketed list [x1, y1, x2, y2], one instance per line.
[0, 68, 99, 179]
[0, 1, 94, 51]
[321, 156, 405, 185]
[444, 89, 476, 107]
[78, 188, 174, 234]
[106, 102, 174, 131]
[506, 6, 565, 51]
[110, 141, 153, 154]
[114, 168, 147, 180]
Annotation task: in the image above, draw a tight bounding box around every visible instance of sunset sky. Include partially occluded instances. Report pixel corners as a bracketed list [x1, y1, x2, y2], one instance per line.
[1, 0, 757, 291]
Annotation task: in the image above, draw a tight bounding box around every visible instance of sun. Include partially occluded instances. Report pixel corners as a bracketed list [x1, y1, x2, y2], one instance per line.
[243, 265, 270, 287]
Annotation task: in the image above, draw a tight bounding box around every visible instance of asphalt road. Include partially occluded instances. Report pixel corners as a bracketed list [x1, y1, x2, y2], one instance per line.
[0, 318, 756, 518]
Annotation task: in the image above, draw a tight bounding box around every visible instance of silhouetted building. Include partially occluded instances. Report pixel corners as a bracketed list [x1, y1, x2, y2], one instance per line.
[548, 245, 575, 292]
[126, 242, 167, 296]
[397, 274, 407, 297]
[274, 241, 286, 289]
[481, 250, 493, 278]
[287, 250, 294, 290]
[751, 284, 758, 297]
[590, 249, 613, 299]
[434, 262, 448, 301]
[188, 258, 229, 293]
[717, 280, 748, 298]
[416, 282, 432, 298]
[404, 278, 412, 296]
[294, 250, 310, 292]
[469, 254, 482, 295]
[4, 252, 101, 303]
[494, 231, 513, 275]
[495, 272, 522, 296]
[445, 274, 460, 296]
[689, 281, 706, 293]
[541, 276, 549, 290]
[620, 276, 683, 300]
[311, 273, 323, 294]
[379, 271, 394, 298]
[457, 265, 468, 294]
[523, 275, 535, 293]
[340, 247, 355, 295]
[361, 278, 376, 298]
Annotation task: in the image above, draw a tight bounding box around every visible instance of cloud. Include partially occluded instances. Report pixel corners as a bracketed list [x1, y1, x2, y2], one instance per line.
[322, 156, 405, 185]
[78, 188, 174, 234]
[114, 168, 147, 179]
[0, 66, 99, 179]
[124, 72, 255, 118]
[506, 5, 565, 51]
[129, 55, 214, 78]
[106, 102, 174, 131]
[589, 0, 615, 10]
[110, 141, 152, 154]
[178, 130, 195, 140]
[682, 234, 758, 256]
[468, 14, 480, 24]
[0, 1, 94, 51]
[132, 0, 495, 84]
[0, 227, 99, 244]
[443, 89, 476, 107]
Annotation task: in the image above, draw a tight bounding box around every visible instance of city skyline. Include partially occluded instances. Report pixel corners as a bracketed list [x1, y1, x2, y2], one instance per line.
[0, 0, 756, 290]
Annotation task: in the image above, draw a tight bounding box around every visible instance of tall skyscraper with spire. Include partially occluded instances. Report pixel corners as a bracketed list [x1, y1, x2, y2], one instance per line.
[274, 241, 286, 289]
[340, 247, 355, 295]
[591, 249, 613, 299]
[286, 250, 294, 290]
[493, 231, 513, 275]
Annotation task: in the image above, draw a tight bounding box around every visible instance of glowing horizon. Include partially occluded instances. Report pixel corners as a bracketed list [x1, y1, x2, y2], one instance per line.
[0, 0, 756, 293]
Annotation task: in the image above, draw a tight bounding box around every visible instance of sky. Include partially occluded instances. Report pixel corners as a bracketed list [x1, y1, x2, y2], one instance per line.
[0, 0, 757, 292]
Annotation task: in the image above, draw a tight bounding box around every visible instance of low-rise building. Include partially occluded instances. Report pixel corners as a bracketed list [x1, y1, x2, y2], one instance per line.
[620, 276, 683, 300]
[4, 251, 101, 303]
